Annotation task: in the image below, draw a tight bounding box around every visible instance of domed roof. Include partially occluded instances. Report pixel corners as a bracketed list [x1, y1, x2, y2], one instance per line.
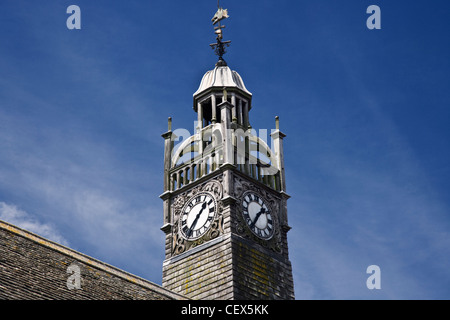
[193, 65, 252, 98]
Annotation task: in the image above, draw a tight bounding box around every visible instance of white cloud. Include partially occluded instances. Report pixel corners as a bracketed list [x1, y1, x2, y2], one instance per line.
[70, 189, 164, 252]
[0, 201, 69, 246]
[0, 95, 165, 281]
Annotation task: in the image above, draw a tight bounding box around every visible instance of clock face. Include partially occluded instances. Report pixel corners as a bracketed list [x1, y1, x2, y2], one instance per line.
[180, 192, 217, 240]
[242, 192, 274, 240]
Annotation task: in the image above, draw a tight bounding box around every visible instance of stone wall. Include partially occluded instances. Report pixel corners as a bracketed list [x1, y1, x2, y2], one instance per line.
[161, 169, 295, 300]
[162, 233, 294, 300]
[162, 235, 234, 300]
[231, 235, 295, 300]
[0, 220, 186, 300]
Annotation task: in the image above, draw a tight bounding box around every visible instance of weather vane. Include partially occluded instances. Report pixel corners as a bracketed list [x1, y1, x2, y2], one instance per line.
[210, 0, 231, 66]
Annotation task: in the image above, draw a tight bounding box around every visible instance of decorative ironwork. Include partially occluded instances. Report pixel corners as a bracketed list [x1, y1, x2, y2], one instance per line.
[210, 1, 231, 66]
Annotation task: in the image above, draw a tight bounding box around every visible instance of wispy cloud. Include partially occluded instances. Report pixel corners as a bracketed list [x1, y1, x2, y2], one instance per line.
[0, 201, 69, 246]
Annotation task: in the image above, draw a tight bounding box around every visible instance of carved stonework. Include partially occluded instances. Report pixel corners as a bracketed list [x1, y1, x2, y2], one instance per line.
[170, 175, 224, 256]
[233, 175, 283, 254]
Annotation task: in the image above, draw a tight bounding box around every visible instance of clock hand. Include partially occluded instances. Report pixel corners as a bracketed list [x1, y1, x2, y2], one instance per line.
[187, 202, 207, 237]
[249, 207, 265, 229]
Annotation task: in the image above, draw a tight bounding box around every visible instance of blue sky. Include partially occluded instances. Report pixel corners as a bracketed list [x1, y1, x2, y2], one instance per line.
[1, 0, 449, 299]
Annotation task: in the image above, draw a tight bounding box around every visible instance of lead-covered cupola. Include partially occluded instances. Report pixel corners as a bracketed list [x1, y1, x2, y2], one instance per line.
[193, 64, 252, 128]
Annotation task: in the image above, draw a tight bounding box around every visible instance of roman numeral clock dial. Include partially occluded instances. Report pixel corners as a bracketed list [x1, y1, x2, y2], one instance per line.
[180, 192, 217, 240]
[241, 192, 274, 240]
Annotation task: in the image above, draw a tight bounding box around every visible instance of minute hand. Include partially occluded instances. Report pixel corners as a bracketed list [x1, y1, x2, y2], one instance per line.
[249, 207, 265, 229]
[187, 202, 207, 237]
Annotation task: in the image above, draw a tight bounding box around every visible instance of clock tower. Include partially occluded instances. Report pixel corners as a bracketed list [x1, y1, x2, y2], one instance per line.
[160, 5, 295, 300]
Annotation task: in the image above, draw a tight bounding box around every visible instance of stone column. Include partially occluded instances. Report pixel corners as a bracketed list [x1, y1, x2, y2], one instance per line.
[197, 102, 203, 130]
[270, 116, 287, 192]
[161, 117, 174, 193]
[211, 94, 217, 124]
[219, 93, 233, 167]
[160, 117, 174, 234]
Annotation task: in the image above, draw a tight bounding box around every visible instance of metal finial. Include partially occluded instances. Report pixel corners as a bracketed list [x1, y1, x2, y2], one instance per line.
[210, 3, 231, 66]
